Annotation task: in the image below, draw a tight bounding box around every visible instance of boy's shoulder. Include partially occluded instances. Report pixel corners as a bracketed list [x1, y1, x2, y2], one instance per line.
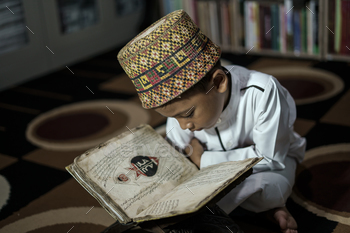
[229, 65, 274, 92]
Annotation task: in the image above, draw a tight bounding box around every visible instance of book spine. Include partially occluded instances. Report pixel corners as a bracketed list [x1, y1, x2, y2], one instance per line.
[301, 7, 307, 53]
[221, 1, 230, 47]
[177, 0, 182, 10]
[280, 4, 286, 53]
[271, 4, 277, 51]
[197, 1, 206, 35]
[293, 9, 301, 54]
[244, 1, 251, 49]
[163, 0, 171, 15]
[285, 0, 293, 52]
[327, 0, 335, 54]
[208, 1, 220, 44]
[229, 0, 236, 47]
[265, 5, 272, 50]
[205, 1, 212, 42]
[340, 0, 350, 55]
[314, 0, 319, 54]
[307, 0, 314, 54]
[181, 0, 190, 15]
[192, 0, 199, 26]
[275, 4, 280, 51]
[334, 0, 341, 53]
[259, 4, 266, 49]
[253, 2, 260, 49]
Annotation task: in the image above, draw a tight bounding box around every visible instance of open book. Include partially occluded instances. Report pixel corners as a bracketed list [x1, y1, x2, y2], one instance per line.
[66, 124, 262, 224]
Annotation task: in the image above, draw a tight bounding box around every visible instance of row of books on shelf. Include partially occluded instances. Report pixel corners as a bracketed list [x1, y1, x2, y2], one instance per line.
[161, 0, 320, 55]
[327, 0, 350, 55]
[244, 0, 319, 55]
[160, 0, 349, 58]
[160, 0, 240, 50]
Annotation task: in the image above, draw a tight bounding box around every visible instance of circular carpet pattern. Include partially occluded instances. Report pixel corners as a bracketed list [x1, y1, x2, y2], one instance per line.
[252, 66, 344, 105]
[0, 207, 114, 233]
[0, 175, 10, 211]
[26, 100, 150, 151]
[291, 144, 350, 225]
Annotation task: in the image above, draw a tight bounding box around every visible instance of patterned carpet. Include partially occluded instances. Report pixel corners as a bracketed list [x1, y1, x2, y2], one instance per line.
[0, 47, 349, 233]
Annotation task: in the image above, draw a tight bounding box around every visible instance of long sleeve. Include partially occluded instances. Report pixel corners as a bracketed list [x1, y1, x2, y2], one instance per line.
[165, 117, 194, 150]
[200, 77, 297, 172]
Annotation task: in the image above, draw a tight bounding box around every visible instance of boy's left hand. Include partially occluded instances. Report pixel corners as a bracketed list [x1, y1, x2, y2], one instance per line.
[187, 137, 204, 168]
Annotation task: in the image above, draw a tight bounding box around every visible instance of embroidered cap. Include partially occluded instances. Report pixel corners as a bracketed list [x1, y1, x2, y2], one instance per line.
[117, 9, 221, 109]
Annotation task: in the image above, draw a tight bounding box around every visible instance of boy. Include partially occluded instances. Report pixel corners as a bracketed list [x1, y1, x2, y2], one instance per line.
[117, 10, 305, 233]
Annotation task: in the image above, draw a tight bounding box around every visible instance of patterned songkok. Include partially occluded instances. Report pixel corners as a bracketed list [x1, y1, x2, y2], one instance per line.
[117, 9, 221, 109]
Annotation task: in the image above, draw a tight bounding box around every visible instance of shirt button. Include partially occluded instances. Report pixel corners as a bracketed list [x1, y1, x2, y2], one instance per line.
[216, 118, 222, 124]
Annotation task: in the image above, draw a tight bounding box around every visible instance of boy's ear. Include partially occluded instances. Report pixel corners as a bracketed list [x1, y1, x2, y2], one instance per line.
[211, 69, 229, 94]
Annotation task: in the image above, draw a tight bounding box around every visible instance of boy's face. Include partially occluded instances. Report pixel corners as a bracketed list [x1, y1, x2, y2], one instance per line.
[154, 70, 230, 132]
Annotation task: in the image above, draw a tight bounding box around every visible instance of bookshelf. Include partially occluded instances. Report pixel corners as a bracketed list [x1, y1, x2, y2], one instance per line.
[323, 0, 350, 61]
[159, 0, 350, 62]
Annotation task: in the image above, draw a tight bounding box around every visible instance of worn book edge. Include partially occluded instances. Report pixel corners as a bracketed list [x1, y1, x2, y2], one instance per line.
[65, 125, 151, 224]
[66, 162, 131, 223]
[133, 157, 263, 223]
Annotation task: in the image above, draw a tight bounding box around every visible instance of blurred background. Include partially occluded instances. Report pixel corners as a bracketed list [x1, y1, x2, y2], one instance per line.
[0, 0, 349, 232]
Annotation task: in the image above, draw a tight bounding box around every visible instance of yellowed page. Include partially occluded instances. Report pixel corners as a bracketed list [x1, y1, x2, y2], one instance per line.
[68, 124, 198, 222]
[134, 157, 261, 221]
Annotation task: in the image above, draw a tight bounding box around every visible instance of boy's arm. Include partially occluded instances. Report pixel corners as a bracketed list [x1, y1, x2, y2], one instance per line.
[201, 78, 305, 172]
[165, 118, 205, 168]
[165, 117, 194, 152]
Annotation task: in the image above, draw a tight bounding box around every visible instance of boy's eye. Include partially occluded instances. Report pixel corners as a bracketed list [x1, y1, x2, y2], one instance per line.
[185, 111, 194, 118]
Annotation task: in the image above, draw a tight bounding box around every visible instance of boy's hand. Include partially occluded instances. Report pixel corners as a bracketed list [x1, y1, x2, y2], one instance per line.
[185, 137, 204, 168]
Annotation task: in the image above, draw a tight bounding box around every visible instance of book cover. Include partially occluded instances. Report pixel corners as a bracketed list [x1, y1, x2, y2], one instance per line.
[285, 0, 294, 52]
[209, 1, 220, 46]
[280, 4, 286, 53]
[220, 0, 230, 47]
[340, 0, 350, 55]
[253, 2, 260, 49]
[314, 0, 319, 54]
[259, 4, 266, 49]
[334, 0, 341, 53]
[271, 4, 278, 51]
[307, 0, 314, 55]
[301, 7, 307, 53]
[293, 9, 301, 54]
[264, 4, 272, 50]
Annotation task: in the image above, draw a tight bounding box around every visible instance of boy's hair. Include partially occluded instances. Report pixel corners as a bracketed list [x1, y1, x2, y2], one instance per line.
[159, 59, 223, 108]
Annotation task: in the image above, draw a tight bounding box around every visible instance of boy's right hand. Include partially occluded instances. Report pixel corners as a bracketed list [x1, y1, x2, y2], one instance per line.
[185, 137, 204, 168]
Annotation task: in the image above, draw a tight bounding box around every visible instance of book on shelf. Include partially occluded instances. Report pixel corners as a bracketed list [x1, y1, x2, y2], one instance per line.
[328, 0, 350, 56]
[279, 4, 286, 53]
[66, 124, 262, 224]
[158, 0, 331, 58]
[293, 9, 301, 54]
[220, 0, 231, 48]
[340, 0, 350, 55]
[334, 0, 341, 53]
[271, 3, 280, 51]
[208, 1, 221, 46]
[241, 0, 319, 55]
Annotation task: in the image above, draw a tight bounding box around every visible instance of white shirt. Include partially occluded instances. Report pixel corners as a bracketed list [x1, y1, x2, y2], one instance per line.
[165, 65, 306, 172]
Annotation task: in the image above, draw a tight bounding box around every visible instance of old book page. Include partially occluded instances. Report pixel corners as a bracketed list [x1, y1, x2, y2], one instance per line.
[67, 124, 198, 223]
[134, 157, 261, 222]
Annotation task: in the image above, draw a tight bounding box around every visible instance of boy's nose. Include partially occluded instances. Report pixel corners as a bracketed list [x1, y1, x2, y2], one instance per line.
[184, 122, 194, 130]
[178, 119, 194, 130]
